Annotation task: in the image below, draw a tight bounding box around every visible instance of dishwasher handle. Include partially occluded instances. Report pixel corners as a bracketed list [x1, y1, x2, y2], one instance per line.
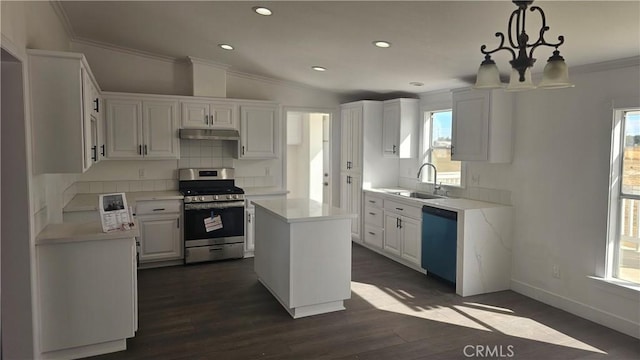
[422, 205, 457, 220]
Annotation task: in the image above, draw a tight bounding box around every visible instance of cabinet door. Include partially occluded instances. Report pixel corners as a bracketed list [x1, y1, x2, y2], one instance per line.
[240, 105, 278, 159]
[245, 208, 255, 254]
[181, 101, 209, 128]
[452, 90, 490, 161]
[350, 106, 363, 173]
[400, 216, 421, 265]
[138, 214, 182, 262]
[384, 214, 401, 256]
[382, 101, 400, 158]
[210, 101, 238, 129]
[340, 108, 351, 172]
[106, 99, 143, 158]
[143, 100, 179, 159]
[350, 174, 362, 238]
[81, 67, 94, 170]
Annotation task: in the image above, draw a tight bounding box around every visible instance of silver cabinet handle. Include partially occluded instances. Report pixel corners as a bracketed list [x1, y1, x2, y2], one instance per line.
[247, 213, 251, 222]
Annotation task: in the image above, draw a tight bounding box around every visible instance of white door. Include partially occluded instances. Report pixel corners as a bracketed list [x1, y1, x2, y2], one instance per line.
[106, 99, 143, 158]
[384, 214, 401, 256]
[210, 101, 238, 129]
[181, 101, 209, 128]
[382, 101, 399, 157]
[240, 105, 277, 159]
[143, 100, 179, 159]
[452, 90, 490, 161]
[138, 214, 182, 262]
[400, 217, 421, 265]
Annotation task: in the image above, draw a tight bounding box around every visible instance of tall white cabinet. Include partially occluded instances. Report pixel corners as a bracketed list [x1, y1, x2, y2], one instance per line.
[340, 101, 398, 241]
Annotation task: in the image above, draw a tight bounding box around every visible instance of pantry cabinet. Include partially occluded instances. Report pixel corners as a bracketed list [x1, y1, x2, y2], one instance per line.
[105, 96, 179, 159]
[28, 49, 102, 174]
[239, 104, 279, 159]
[340, 106, 363, 173]
[181, 100, 238, 129]
[451, 88, 513, 163]
[382, 98, 419, 159]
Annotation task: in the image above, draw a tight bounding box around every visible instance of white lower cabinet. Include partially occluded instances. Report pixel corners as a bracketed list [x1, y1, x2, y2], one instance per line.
[384, 210, 421, 266]
[135, 200, 182, 265]
[244, 193, 286, 257]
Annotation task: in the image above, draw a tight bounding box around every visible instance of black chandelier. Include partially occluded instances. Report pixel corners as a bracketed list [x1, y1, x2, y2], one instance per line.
[475, 0, 573, 90]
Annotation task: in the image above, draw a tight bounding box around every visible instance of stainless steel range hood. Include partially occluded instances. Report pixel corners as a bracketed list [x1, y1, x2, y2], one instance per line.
[179, 128, 240, 140]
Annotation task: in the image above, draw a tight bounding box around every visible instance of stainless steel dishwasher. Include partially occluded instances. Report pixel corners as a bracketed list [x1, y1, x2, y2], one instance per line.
[421, 205, 458, 284]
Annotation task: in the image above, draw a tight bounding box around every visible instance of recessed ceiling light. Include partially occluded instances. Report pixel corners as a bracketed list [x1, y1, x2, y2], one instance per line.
[373, 41, 391, 48]
[409, 81, 424, 87]
[219, 44, 234, 50]
[253, 6, 272, 16]
[311, 66, 327, 72]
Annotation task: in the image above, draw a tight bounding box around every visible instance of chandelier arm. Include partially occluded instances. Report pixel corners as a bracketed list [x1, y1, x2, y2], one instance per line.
[526, 6, 565, 59]
[528, 35, 565, 60]
[507, 7, 520, 49]
[480, 32, 517, 60]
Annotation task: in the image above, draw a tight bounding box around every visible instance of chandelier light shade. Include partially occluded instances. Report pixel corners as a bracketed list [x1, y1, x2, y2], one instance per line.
[474, 0, 573, 90]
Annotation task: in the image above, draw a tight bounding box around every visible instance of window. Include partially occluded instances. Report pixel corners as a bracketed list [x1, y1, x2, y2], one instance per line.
[610, 109, 640, 284]
[421, 110, 463, 187]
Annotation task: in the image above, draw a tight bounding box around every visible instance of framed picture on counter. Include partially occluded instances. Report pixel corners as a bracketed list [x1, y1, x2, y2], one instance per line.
[99, 193, 131, 232]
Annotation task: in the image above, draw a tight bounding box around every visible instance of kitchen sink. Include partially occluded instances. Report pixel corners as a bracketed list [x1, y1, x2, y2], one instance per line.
[388, 191, 446, 200]
[406, 192, 445, 200]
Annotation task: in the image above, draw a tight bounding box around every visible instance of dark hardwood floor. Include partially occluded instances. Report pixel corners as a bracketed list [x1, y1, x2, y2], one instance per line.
[89, 243, 639, 360]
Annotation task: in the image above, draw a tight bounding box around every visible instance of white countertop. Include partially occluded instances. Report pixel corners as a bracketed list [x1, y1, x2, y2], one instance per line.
[367, 188, 509, 211]
[36, 221, 140, 245]
[243, 187, 289, 197]
[64, 191, 183, 212]
[253, 198, 356, 223]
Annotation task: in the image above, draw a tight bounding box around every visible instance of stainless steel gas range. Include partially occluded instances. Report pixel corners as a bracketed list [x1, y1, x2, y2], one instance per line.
[179, 168, 245, 264]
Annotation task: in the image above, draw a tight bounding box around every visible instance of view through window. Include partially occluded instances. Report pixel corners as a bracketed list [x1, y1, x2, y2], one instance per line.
[617, 109, 640, 284]
[422, 110, 462, 187]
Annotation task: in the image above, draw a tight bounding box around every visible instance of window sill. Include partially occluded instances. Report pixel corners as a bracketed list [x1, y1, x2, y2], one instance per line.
[588, 276, 640, 301]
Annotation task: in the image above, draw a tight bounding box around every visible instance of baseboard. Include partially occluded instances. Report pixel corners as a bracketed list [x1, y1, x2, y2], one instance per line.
[511, 279, 640, 339]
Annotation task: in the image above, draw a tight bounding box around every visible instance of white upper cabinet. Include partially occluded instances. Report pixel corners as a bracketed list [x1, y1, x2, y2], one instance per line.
[106, 96, 179, 159]
[28, 49, 102, 174]
[451, 88, 513, 163]
[180, 100, 238, 129]
[382, 98, 418, 159]
[239, 103, 279, 159]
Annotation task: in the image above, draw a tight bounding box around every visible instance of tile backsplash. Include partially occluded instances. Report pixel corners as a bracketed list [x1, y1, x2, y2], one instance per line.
[398, 177, 512, 205]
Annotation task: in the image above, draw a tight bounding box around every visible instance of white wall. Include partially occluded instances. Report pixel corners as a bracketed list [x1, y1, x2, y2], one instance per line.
[510, 64, 640, 337]
[412, 62, 640, 337]
[1, 1, 74, 357]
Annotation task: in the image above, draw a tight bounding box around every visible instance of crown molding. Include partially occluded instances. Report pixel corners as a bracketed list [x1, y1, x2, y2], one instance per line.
[49, 0, 76, 40]
[187, 56, 230, 70]
[70, 37, 182, 64]
[568, 56, 640, 76]
[226, 69, 327, 92]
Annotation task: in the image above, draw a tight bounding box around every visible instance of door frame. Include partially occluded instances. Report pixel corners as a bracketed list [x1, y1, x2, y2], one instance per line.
[282, 106, 337, 206]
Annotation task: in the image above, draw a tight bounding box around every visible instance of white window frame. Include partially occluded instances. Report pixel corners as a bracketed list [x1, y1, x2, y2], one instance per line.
[419, 107, 465, 188]
[606, 107, 640, 284]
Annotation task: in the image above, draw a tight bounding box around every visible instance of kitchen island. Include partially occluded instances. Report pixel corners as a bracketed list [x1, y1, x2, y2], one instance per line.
[253, 198, 356, 318]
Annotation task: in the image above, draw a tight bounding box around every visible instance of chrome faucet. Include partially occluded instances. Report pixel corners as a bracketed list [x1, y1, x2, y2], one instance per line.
[417, 162, 441, 194]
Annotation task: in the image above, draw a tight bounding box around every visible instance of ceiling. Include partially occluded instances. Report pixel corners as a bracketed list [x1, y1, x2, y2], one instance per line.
[59, 1, 640, 98]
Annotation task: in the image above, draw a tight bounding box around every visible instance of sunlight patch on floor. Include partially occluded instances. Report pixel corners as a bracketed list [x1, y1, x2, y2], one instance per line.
[454, 305, 607, 354]
[351, 281, 490, 331]
[351, 281, 607, 355]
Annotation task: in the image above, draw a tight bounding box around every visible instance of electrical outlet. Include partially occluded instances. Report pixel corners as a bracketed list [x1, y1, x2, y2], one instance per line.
[139, 168, 145, 179]
[552, 264, 561, 279]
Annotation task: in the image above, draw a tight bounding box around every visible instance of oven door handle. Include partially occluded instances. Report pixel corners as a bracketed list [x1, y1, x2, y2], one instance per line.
[184, 201, 245, 210]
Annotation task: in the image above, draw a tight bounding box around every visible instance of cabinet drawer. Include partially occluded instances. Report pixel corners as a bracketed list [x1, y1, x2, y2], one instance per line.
[136, 200, 181, 215]
[384, 199, 421, 220]
[364, 206, 384, 227]
[364, 192, 384, 207]
[364, 224, 383, 250]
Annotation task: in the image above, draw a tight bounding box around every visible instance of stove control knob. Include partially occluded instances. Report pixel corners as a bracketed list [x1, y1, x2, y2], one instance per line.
[185, 197, 191, 202]
[199, 196, 205, 201]
[233, 195, 239, 199]
[226, 195, 232, 200]
[214, 195, 219, 200]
